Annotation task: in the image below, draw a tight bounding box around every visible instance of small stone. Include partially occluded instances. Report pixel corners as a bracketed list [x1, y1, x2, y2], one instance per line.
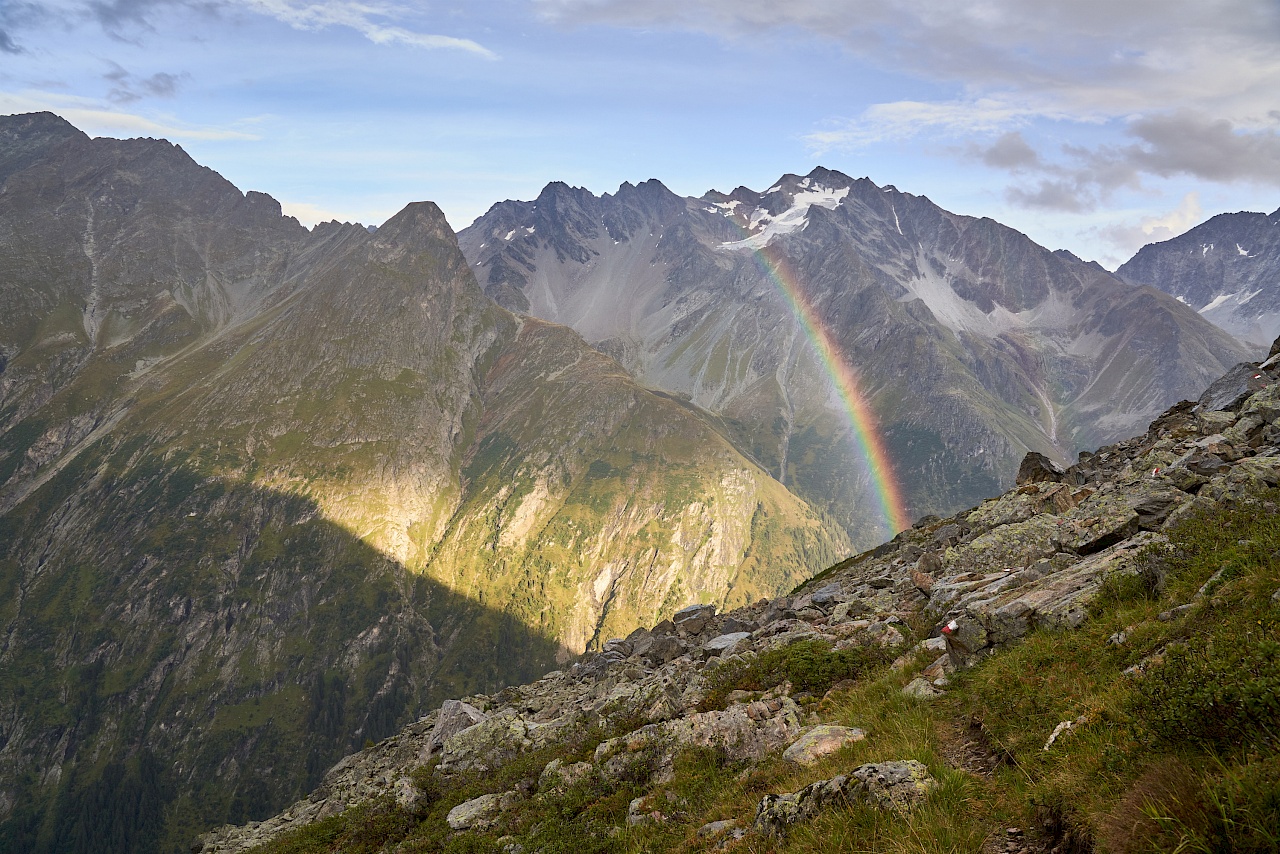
[1157, 604, 1195, 622]
[1107, 630, 1128, 646]
[902, 677, 942, 699]
[696, 819, 739, 838]
[782, 725, 867, 765]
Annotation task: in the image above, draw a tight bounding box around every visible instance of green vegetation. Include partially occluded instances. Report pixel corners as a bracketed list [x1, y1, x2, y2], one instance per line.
[242, 488, 1280, 854]
[699, 638, 895, 711]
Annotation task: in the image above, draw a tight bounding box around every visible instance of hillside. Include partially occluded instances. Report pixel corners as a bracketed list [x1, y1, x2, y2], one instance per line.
[198, 342, 1280, 853]
[0, 114, 847, 853]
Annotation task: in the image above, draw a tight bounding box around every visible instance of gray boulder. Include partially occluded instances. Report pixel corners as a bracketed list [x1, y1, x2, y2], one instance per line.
[755, 760, 937, 837]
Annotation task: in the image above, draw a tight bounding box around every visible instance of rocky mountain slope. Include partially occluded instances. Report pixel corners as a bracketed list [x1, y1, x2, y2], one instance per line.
[200, 337, 1280, 854]
[1117, 207, 1280, 348]
[0, 114, 846, 853]
[458, 169, 1254, 544]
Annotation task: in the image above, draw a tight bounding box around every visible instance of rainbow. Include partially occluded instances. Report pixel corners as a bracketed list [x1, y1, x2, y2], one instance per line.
[744, 239, 910, 536]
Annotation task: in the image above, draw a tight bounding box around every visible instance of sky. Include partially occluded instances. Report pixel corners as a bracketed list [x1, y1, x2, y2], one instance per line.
[2, 0, 1279, 268]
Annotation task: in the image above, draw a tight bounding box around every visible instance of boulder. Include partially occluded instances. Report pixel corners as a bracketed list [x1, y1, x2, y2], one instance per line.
[782, 725, 867, 765]
[754, 761, 937, 837]
[640, 634, 686, 667]
[426, 700, 489, 756]
[1196, 362, 1269, 412]
[1017, 452, 1066, 485]
[673, 604, 716, 636]
[439, 710, 533, 774]
[701, 631, 751, 658]
[446, 792, 508, 831]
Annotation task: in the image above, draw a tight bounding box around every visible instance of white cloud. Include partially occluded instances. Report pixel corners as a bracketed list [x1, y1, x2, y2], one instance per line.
[541, 0, 1280, 203]
[1093, 192, 1204, 266]
[4, 0, 496, 58]
[803, 96, 1080, 152]
[0, 90, 261, 140]
[239, 1, 497, 57]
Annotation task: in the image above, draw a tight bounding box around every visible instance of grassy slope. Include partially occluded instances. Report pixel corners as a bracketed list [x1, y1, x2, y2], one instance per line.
[246, 487, 1280, 854]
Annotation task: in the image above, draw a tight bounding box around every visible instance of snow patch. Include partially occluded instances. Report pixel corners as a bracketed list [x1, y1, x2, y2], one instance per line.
[1237, 244, 1253, 257]
[718, 186, 850, 251]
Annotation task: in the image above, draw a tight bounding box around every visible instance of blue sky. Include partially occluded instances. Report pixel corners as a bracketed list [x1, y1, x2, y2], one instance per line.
[3, 0, 1279, 267]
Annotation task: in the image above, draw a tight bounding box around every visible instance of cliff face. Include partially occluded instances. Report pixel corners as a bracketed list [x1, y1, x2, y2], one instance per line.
[460, 170, 1254, 543]
[0, 114, 845, 852]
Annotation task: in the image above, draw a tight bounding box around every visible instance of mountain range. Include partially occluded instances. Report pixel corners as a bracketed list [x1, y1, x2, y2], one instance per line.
[458, 169, 1254, 540]
[1118, 206, 1280, 348]
[0, 113, 844, 852]
[0, 111, 1271, 853]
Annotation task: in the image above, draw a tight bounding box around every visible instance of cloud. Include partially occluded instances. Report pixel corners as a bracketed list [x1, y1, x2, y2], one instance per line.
[0, 89, 261, 140]
[536, 0, 1280, 118]
[976, 113, 1280, 214]
[104, 62, 185, 102]
[240, 0, 497, 57]
[804, 97, 1077, 151]
[971, 132, 1044, 171]
[1093, 192, 1204, 265]
[543, 0, 1280, 206]
[5, 0, 496, 57]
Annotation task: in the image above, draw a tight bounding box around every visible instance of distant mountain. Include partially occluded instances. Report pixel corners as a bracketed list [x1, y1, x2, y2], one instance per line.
[459, 168, 1253, 541]
[0, 114, 845, 853]
[1116, 207, 1280, 348]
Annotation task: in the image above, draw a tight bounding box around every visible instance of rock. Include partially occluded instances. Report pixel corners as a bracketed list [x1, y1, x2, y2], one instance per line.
[782, 725, 867, 765]
[754, 761, 937, 837]
[867, 576, 894, 589]
[538, 758, 593, 792]
[1157, 604, 1195, 621]
[701, 632, 751, 658]
[1017, 451, 1066, 485]
[641, 635, 686, 667]
[427, 700, 489, 756]
[697, 819, 739, 838]
[810, 583, 846, 607]
[1128, 485, 1188, 529]
[673, 604, 716, 636]
[1196, 362, 1268, 412]
[911, 568, 936, 595]
[902, 677, 942, 699]
[446, 792, 505, 831]
[440, 710, 533, 774]
[830, 600, 869, 622]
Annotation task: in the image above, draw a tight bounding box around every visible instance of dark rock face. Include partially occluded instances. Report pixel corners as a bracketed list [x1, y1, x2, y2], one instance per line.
[461, 168, 1253, 543]
[1117, 208, 1280, 349]
[1197, 362, 1274, 412]
[1017, 451, 1066, 485]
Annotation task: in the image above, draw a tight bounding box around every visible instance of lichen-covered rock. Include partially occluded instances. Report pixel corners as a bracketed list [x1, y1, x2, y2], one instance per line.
[754, 760, 937, 837]
[440, 710, 534, 774]
[427, 700, 489, 757]
[782, 725, 867, 765]
[447, 792, 506, 830]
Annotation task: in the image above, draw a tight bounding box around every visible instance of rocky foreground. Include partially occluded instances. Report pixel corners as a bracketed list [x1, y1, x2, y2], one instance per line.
[199, 339, 1280, 853]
